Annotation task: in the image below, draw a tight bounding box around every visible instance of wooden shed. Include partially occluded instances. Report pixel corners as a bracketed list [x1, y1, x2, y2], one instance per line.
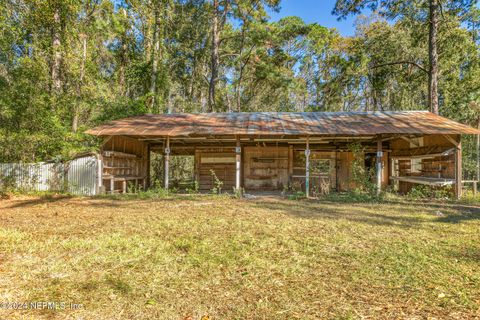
[86, 111, 480, 198]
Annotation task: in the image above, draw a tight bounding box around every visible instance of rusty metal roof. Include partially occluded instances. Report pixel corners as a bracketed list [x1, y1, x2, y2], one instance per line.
[86, 111, 480, 137]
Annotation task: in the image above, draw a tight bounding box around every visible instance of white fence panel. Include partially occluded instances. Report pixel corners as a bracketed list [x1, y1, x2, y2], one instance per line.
[0, 155, 99, 195]
[67, 156, 99, 196]
[0, 162, 64, 192]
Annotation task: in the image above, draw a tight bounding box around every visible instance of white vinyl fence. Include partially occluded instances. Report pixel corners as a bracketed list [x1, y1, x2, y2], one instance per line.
[0, 154, 101, 196]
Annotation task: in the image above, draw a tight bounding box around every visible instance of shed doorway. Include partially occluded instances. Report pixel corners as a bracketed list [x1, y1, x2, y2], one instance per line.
[151, 153, 195, 191]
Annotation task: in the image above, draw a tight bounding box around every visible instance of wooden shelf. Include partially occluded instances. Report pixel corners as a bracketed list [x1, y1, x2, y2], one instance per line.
[103, 151, 139, 159]
[390, 176, 455, 186]
[246, 175, 278, 180]
[253, 157, 288, 161]
[292, 175, 329, 178]
[103, 175, 144, 181]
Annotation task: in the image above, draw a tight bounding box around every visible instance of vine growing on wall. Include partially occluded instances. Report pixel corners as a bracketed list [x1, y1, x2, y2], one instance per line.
[347, 142, 376, 195]
[210, 169, 224, 194]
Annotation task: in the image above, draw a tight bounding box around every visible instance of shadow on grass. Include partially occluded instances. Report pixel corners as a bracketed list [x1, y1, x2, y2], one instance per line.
[447, 244, 480, 263]
[5, 192, 479, 226]
[377, 199, 480, 224]
[433, 211, 480, 224]
[250, 200, 425, 228]
[249, 196, 480, 227]
[3, 192, 227, 209]
[4, 194, 75, 209]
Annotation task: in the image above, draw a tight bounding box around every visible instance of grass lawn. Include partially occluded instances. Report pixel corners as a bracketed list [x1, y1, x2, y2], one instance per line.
[0, 194, 479, 319]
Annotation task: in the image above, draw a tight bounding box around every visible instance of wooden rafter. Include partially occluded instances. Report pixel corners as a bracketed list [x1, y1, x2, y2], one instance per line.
[443, 135, 460, 148]
[400, 136, 420, 148]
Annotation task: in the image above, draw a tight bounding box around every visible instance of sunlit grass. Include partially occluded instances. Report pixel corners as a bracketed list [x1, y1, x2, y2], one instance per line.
[0, 195, 479, 319]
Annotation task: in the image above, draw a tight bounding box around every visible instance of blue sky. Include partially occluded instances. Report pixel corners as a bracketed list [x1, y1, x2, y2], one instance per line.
[268, 0, 358, 36]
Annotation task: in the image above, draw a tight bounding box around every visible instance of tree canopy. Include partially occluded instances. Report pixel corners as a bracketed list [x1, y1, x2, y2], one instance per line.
[0, 0, 479, 176]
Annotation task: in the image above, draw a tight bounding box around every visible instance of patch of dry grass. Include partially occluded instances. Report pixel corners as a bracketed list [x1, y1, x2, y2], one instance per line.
[0, 195, 479, 319]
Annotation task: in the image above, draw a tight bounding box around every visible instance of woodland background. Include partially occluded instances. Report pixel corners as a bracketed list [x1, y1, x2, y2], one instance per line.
[1, 0, 479, 179]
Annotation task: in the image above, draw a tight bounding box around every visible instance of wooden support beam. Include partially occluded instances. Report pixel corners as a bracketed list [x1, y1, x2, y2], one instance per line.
[462, 181, 478, 195]
[194, 147, 200, 186]
[477, 120, 480, 193]
[444, 134, 463, 199]
[376, 140, 383, 195]
[390, 148, 455, 160]
[235, 136, 241, 194]
[97, 156, 103, 194]
[146, 144, 151, 189]
[443, 134, 460, 147]
[288, 145, 293, 185]
[378, 134, 422, 142]
[102, 136, 113, 146]
[305, 137, 310, 198]
[164, 136, 170, 190]
[455, 140, 462, 199]
[400, 136, 420, 147]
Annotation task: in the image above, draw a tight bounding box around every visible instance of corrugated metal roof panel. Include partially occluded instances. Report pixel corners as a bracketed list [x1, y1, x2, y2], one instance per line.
[86, 111, 480, 137]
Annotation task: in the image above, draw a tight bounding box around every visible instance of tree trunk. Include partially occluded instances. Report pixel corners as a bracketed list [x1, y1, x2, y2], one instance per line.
[150, 7, 160, 113]
[189, 54, 197, 101]
[428, 0, 439, 114]
[72, 34, 87, 133]
[200, 88, 207, 113]
[51, 7, 62, 95]
[477, 118, 480, 184]
[226, 90, 233, 112]
[236, 67, 244, 112]
[119, 39, 127, 96]
[208, 0, 220, 112]
[119, 9, 128, 97]
[235, 19, 246, 112]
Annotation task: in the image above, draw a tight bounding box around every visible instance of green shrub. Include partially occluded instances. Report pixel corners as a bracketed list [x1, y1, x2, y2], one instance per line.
[233, 187, 244, 198]
[406, 185, 452, 200]
[0, 190, 10, 200]
[461, 190, 480, 204]
[348, 142, 377, 196]
[210, 170, 223, 194]
[185, 180, 200, 194]
[0, 172, 18, 193]
[134, 181, 170, 199]
[288, 191, 306, 200]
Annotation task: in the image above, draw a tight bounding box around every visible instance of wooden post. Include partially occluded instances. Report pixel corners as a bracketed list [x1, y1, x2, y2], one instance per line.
[477, 119, 479, 195]
[146, 144, 151, 189]
[305, 137, 310, 197]
[97, 156, 103, 194]
[376, 140, 383, 195]
[194, 148, 200, 185]
[335, 149, 339, 191]
[455, 140, 462, 199]
[288, 145, 294, 186]
[164, 136, 170, 190]
[235, 136, 241, 194]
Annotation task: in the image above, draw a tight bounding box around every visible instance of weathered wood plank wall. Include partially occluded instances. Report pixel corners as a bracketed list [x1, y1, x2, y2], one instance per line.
[196, 148, 236, 192]
[101, 136, 149, 192]
[243, 146, 289, 191]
